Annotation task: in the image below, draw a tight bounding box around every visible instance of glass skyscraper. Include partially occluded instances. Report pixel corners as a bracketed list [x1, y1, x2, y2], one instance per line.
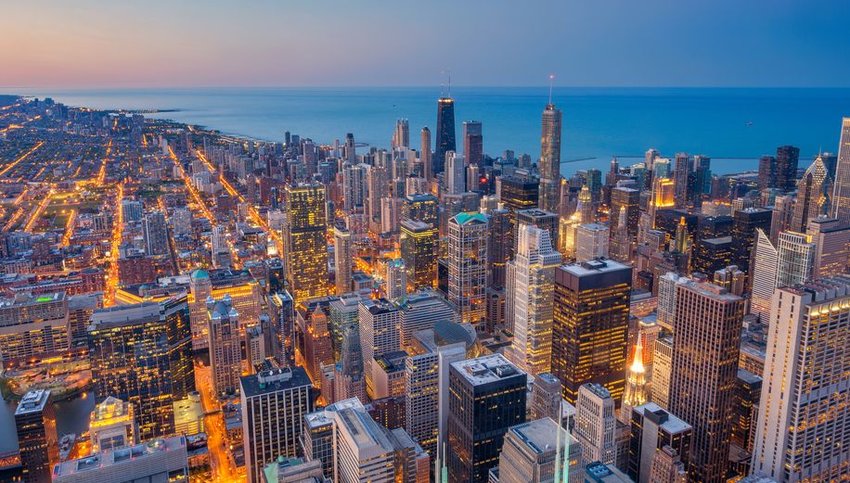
[435, 96, 456, 176]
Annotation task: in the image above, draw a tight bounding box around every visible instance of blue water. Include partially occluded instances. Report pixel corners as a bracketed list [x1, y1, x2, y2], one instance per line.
[7, 87, 850, 175]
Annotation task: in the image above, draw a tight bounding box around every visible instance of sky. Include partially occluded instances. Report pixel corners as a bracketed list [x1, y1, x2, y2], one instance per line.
[1, 0, 849, 88]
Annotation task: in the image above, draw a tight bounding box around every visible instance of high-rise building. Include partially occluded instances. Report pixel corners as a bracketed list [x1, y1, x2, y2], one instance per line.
[342, 162, 367, 212]
[752, 276, 850, 481]
[730, 207, 772, 273]
[575, 383, 616, 465]
[775, 145, 800, 192]
[627, 403, 692, 483]
[487, 208, 512, 289]
[515, 208, 559, 252]
[385, 258, 407, 301]
[505, 224, 561, 376]
[90, 396, 137, 453]
[400, 220, 438, 292]
[447, 354, 527, 483]
[552, 259, 632, 405]
[393, 118, 410, 149]
[808, 216, 850, 277]
[575, 223, 610, 262]
[447, 212, 489, 327]
[0, 291, 69, 369]
[421, 127, 433, 181]
[669, 280, 744, 482]
[651, 335, 673, 410]
[435, 96, 456, 175]
[446, 151, 466, 195]
[402, 193, 439, 227]
[610, 186, 640, 237]
[359, 298, 402, 399]
[538, 103, 563, 213]
[731, 369, 761, 455]
[758, 155, 777, 190]
[832, 117, 850, 224]
[497, 417, 583, 483]
[207, 295, 243, 396]
[143, 211, 168, 256]
[790, 154, 832, 232]
[53, 435, 189, 483]
[397, 289, 459, 348]
[529, 373, 563, 423]
[241, 363, 315, 483]
[334, 223, 353, 295]
[89, 297, 194, 440]
[15, 389, 56, 483]
[463, 120, 483, 167]
[404, 321, 476, 457]
[750, 230, 815, 318]
[284, 184, 329, 302]
[672, 153, 692, 208]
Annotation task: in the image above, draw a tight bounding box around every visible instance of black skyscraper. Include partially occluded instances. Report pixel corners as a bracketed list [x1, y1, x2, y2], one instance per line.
[776, 145, 800, 192]
[435, 97, 456, 176]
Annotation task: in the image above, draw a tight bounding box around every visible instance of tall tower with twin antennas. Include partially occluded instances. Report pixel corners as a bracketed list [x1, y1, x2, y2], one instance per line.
[435, 71, 456, 177]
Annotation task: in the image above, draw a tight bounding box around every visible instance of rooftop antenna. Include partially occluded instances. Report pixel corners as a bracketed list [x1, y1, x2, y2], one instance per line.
[447, 70, 452, 98]
[548, 73, 555, 105]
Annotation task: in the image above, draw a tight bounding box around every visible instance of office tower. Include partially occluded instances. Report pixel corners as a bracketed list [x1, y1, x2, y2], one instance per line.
[575, 223, 610, 262]
[730, 207, 772, 272]
[515, 208, 559, 252]
[731, 369, 761, 456]
[693, 154, 711, 201]
[89, 297, 194, 440]
[0, 291, 69, 369]
[651, 335, 673, 409]
[539, 103, 563, 213]
[499, 175, 540, 212]
[241, 364, 315, 483]
[610, 186, 640, 236]
[463, 120, 483, 167]
[669, 280, 744, 482]
[397, 289, 459, 348]
[769, 194, 795, 242]
[775, 145, 800, 192]
[402, 193, 439, 227]
[691, 236, 732, 275]
[53, 436, 189, 483]
[394, 118, 410, 149]
[505, 224, 561, 375]
[343, 132, 356, 163]
[333, 223, 353, 295]
[757, 155, 777, 190]
[627, 403, 692, 483]
[284, 183, 329, 303]
[832, 117, 850, 223]
[553, 259, 631, 405]
[400, 220, 438, 292]
[530, 373, 563, 422]
[90, 396, 137, 452]
[385, 258, 407, 300]
[575, 383, 616, 465]
[366, 164, 388, 229]
[447, 354, 527, 483]
[342, 162, 367, 211]
[188, 268, 263, 350]
[497, 417, 583, 483]
[790, 154, 832, 232]
[713, 265, 746, 296]
[620, 340, 648, 424]
[421, 127, 433, 181]
[359, 298, 402, 398]
[750, 230, 815, 318]
[333, 399, 397, 483]
[672, 153, 691, 208]
[142, 211, 168, 256]
[752, 276, 850, 481]
[435, 96, 456, 175]
[487, 208, 512, 288]
[446, 151, 466, 194]
[207, 295, 242, 396]
[649, 177, 675, 227]
[447, 212, 489, 327]
[404, 321, 475, 457]
[808, 217, 850, 277]
[260, 457, 327, 483]
[15, 389, 56, 483]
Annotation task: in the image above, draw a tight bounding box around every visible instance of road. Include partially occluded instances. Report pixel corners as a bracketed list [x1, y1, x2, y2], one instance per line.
[195, 362, 242, 483]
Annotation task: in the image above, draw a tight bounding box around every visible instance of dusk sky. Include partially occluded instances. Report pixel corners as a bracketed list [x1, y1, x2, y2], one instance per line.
[2, 0, 849, 88]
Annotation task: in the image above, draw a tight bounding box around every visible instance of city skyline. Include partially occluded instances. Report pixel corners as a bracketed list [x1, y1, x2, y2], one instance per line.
[2, 1, 850, 88]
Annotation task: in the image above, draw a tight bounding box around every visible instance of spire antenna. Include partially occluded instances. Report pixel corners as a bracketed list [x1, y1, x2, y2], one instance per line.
[548, 73, 555, 105]
[447, 71, 452, 98]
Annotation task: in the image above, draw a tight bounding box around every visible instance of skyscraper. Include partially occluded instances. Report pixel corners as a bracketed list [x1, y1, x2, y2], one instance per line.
[750, 230, 815, 318]
[447, 212, 489, 327]
[790, 154, 832, 232]
[808, 216, 850, 277]
[393, 118, 410, 149]
[447, 354, 527, 483]
[143, 211, 168, 256]
[497, 417, 583, 483]
[462, 120, 483, 167]
[775, 145, 800, 192]
[832, 117, 850, 224]
[89, 296, 195, 440]
[241, 363, 315, 483]
[627, 403, 692, 483]
[752, 276, 850, 481]
[435, 96, 456, 175]
[529, 373, 564, 423]
[359, 298, 403, 399]
[421, 127, 433, 181]
[15, 389, 56, 483]
[505, 224, 561, 376]
[669, 279, 744, 482]
[207, 295, 243, 396]
[334, 223, 353, 295]
[400, 220, 438, 292]
[446, 151, 466, 195]
[552, 259, 632, 405]
[574, 383, 616, 465]
[539, 103, 563, 213]
[284, 183, 329, 302]
[730, 207, 772, 272]
[575, 223, 610, 262]
[757, 155, 777, 190]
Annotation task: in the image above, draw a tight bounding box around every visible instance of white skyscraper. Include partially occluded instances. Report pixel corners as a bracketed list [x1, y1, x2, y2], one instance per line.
[334, 224, 353, 295]
[505, 224, 561, 376]
[358, 298, 402, 399]
[750, 229, 815, 319]
[445, 151, 466, 195]
[831, 117, 850, 224]
[574, 383, 616, 466]
[575, 223, 609, 263]
[385, 258, 407, 301]
[752, 276, 850, 481]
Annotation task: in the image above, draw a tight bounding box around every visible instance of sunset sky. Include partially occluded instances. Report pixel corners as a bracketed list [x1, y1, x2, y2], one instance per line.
[2, 0, 849, 88]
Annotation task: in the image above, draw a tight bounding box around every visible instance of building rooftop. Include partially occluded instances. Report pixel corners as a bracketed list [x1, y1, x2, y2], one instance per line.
[451, 211, 488, 225]
[634, 402, 692, 434]
[560, 258, 630, 277]
[507, 417, 569, 455]
[240, 365, 312, 398]
[15, 389, 50, 416]
[451, 353, 525, 386]
[53, 436, 186, 478]
[360, 298, 399, 315]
